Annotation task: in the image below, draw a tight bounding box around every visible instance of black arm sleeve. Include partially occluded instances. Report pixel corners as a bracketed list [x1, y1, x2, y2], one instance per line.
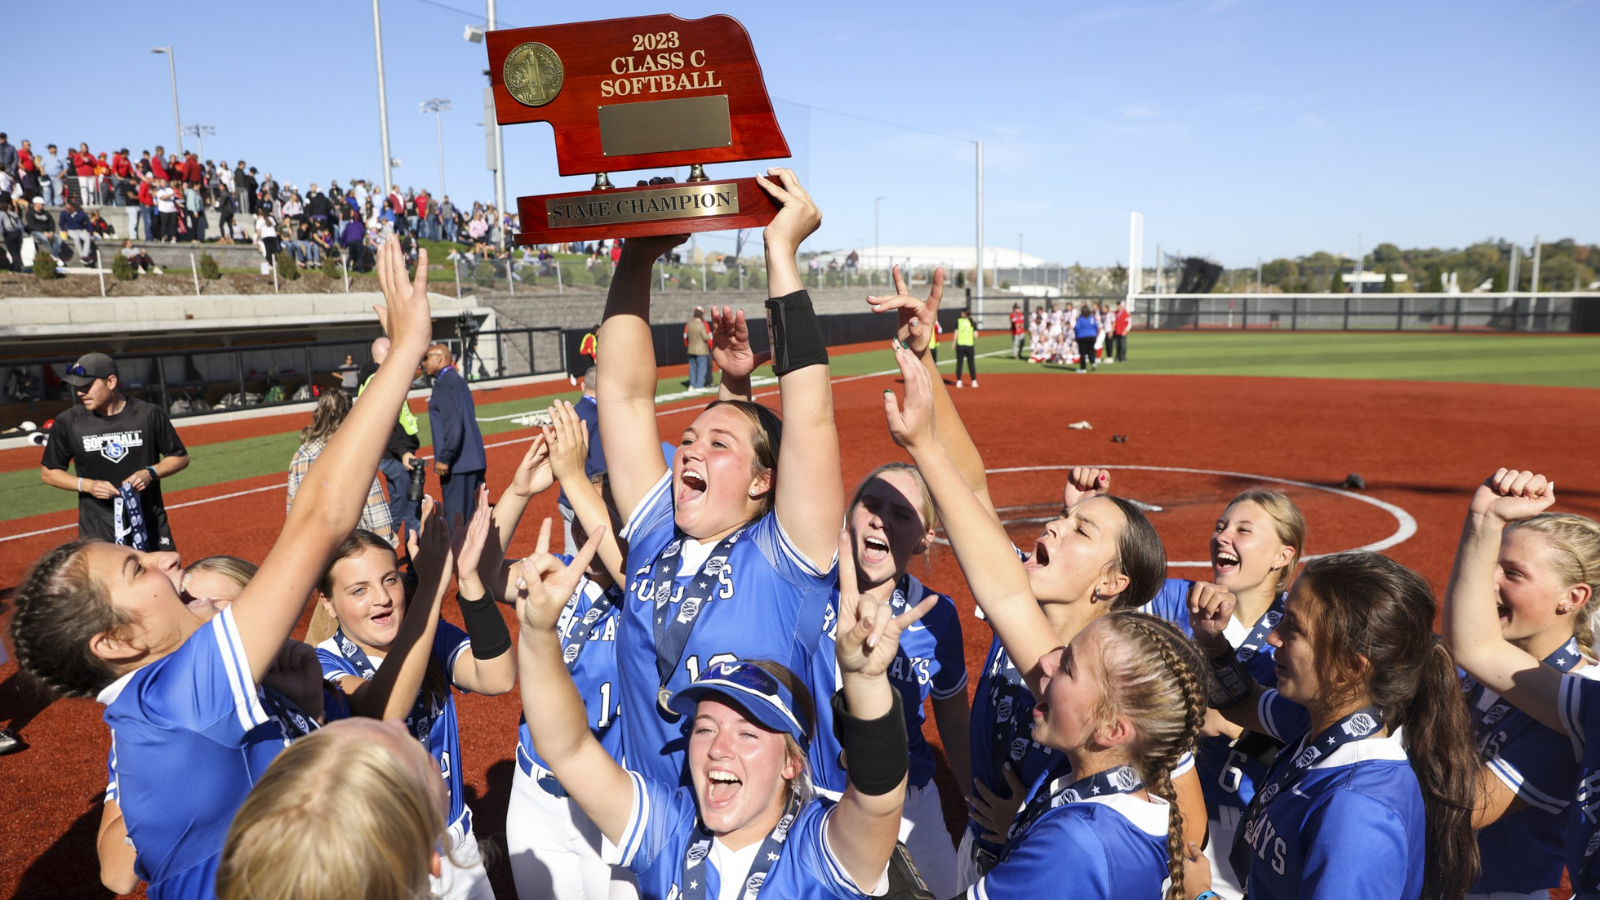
[457, 592, 512, 660]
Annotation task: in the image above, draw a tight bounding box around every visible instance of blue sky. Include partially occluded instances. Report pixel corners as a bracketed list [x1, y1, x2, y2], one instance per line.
[12, 0, 1597, 266]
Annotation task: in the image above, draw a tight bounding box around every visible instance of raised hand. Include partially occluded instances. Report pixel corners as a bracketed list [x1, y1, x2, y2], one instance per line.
[543, 400, 591, 486]
[883, 343, 936, 452]
[260, 640, 326, 721]
[451, 484, 493, 595]
[513, 518, 605, 634]
[709, 305, 770, 380]
[408, 496, 454, 588]
[508, 434, 553, 499]
[1471, 468, 1556, 524]
[834, 530, 938, 679]
[1063, 467, 1111, 509]
[374, 238, 432, 352]
[617, 233, 689, 268]
[1187, 581, 1237, 653]
[755, 167, 821, 253]
[967, 762, 1026, 842]
[866, 265, 944, 356]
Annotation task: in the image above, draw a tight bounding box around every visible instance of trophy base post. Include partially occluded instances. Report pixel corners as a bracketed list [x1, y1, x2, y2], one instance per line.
[514, 177, 777, 246]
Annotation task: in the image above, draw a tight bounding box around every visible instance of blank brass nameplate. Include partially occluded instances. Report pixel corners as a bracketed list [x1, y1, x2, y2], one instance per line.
[546, 183, 741, 228]
[598, 95, 733, 158]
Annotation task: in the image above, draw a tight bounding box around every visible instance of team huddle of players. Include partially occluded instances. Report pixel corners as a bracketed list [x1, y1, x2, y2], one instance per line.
[1026, 303, 1121, 367]
[10, 171, 1600, 900]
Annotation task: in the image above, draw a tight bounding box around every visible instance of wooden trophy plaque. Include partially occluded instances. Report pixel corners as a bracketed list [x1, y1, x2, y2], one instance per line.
[485, 14, 791, 245]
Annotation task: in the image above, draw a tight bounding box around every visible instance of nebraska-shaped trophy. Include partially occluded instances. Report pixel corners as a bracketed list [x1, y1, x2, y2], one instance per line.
[486, 14, 791, 245]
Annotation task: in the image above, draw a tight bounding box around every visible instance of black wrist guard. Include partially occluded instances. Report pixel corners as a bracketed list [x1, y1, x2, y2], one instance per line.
[458, 592, 512, 660]
[1209, 648, 1255, 709]
[832, 688, 908, 796]
[765, 290, 828, 376]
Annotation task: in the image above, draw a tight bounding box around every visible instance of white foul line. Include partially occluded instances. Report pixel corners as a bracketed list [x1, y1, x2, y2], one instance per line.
[0, 348, 1019, 545]
[964, 464, 1418, 566]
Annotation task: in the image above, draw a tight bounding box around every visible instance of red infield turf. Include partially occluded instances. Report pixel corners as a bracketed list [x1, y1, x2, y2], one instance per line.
[3, 371, 1599, 899]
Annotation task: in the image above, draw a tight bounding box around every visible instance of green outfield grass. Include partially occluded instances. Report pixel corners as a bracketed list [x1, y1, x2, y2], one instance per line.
[2, 331, 1594, 524]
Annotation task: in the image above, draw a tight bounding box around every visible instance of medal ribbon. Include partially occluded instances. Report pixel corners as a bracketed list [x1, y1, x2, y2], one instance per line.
[330, 626, 436, 746]
[1471, 636, 1581, 756]
[1232, 593, 1286, 664]
[1009, 764, 1145, 842]
[1228, 705, 1386, 885]
[559, 580, 620, 669]
[649, 529, 744, 692]
[680, 788, 803, 900]
[113, 482, 149, 551]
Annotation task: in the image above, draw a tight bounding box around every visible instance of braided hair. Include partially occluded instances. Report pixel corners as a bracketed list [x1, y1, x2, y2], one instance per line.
[10, 540, 132, 698]
[1093, 611, 1209, 900]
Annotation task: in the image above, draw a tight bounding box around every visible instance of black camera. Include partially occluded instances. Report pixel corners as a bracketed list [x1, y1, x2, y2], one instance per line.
[406, 458, 427, 503]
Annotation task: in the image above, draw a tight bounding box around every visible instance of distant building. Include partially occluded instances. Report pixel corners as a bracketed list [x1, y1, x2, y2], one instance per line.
[1338, 271, 1410, 293]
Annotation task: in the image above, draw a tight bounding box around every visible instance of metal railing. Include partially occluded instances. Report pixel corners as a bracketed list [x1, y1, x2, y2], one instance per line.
[963, 293, 1598, 334]
[1135, 293, 1595, 332]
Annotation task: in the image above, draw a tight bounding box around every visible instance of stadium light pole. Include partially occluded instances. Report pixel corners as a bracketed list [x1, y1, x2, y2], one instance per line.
[371, 0, 395, 198]
[421, 98, 452, 197]
[487, 0, 508, 228]
[183, 125, 215, 161]
[874, 196, 887, 274]
[151, 48, 184, 155]
[975, 140, 984, 319]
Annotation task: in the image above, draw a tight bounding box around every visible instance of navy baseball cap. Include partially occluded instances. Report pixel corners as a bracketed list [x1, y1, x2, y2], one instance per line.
[668, 660, 812, 750]
[63, 353, 117, 387]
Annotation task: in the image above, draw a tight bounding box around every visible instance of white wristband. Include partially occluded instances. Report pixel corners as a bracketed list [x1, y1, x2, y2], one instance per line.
[77, 477, 83, 492]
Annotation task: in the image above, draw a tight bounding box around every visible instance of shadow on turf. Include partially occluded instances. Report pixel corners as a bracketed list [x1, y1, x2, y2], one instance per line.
[11, 799, 113, 900]
[0, 666, 57, 736]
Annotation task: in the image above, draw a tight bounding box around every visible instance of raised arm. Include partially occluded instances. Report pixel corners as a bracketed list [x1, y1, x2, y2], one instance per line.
[338, 498, 451, 721]
[1188, 583, 1268, 733]
[234, 240, 431, 681]
[709, 304, 767, 402]
[829, 531, 936, 888]
[483, 435, 552, 586]
[513, 520, 635, 844]
[1442, 469, 1564, 732]
[759, 169, 844, 567]
[868, 266, 997, 519]
[448, 485, 516, 695]
[596, 234, 688, 520]
[546, 399, 626, 585]
[883, 345, 1057, 696]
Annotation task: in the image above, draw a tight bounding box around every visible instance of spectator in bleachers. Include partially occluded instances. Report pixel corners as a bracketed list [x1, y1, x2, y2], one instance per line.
[439, 195, 457, 243]
[136, 149, 152, 178]
[341, 211, 367, 271]
[40, 144, 65, 206]
[255, 207, 281, 262]
[216, 184, 238, 244]
[71, 143, 97, 206]
[0, 199, 24, 272]
[118, 239, 160, 275]
[60, 200, 95, 265]
[87, 209, 113, 239]
[26, 196, 61, 260]
[111, 149, 134, 205]
[305, 183, 331, 228]
[155, 180, 179, 243]
[234, 162, 252, 214]
[0, 133, 16, 176]
[17, 139, 39, 201]
[150, 145, 170, 182]
[115, 177, 140, 238]
[137, 175, 155, 241]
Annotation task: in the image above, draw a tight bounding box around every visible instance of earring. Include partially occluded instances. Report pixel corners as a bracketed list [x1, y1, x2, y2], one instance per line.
[1091, 589, 1102, 603]
[1559, 605, 1573, 615]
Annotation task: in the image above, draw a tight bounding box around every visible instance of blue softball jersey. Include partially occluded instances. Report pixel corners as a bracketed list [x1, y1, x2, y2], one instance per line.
[606, 770, 880, 900]
[617, 470, 835, 787]
[808, 573, 968, 793]
[99, 607, 292, 900]
[1238, 690, 1425, 900]
[317, 621, 474, 844]
[969, 793, 1172, 900]
[517, 566, 626, 782]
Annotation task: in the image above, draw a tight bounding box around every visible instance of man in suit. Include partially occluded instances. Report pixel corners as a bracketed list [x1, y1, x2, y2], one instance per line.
[424, 343, 485, 524]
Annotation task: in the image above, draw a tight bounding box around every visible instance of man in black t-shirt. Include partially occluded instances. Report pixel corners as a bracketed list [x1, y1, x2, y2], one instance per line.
[40, 353, 190, 549]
